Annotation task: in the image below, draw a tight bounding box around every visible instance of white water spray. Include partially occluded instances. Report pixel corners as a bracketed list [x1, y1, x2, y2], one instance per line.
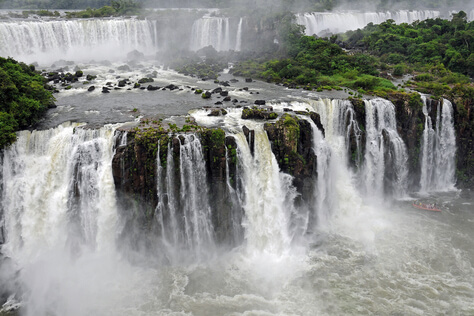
[1, 123, 120, 260]
[233, 128, 295, 255]
[0, 19, 157, 64]
[364, 98, 408, 198]
[419, 98, 457, 192]
[155, 134, 215, 261]
[296, 10, 441, 36]
[190, 16, 241, 51]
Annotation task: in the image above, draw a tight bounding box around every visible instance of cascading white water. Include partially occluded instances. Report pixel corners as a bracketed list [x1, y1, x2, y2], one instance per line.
[0, 122, 120, 260]
[0, 18, 157, 64]
[178, 134, 215, 253]
[155, 134, 215, 261]
[419, 98, 457, 192]
[232, 128, 295, 255]
[296, 10, 441, 35]
[364, 98, 408, 198]
[235, 18, 243, 52]
[190, 16, 241, 51]
[302, 99, 363, 228]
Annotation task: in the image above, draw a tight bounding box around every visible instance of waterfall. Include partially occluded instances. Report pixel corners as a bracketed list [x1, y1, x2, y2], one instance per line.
[308, 98, 362, 167]
[303, 99, 362, 228]
[233, 129, 295, 255]
[235, 18, 243, 51]
[296, 10, 441, 35]
[225, 145, 244, 246]
[190, 16, 241, 52]
[419, 98, 456, 192]
[0, 123, 120, 261]
[0, 18, 157, 64]
[155, 134, 215, 261]
[363, 98, 408, 198]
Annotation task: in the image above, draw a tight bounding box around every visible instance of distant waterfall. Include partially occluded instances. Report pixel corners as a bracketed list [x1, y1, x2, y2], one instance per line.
[190, 16, 242, 51]
[419, 98, 457, 192]
[296, 10, 441, 35]
[363, 98, 408, 198]
[235, 18, 243, 52]
[0, 123, 120, 260]
[0, 18, 157, 64]
[155, 134, 215, 260]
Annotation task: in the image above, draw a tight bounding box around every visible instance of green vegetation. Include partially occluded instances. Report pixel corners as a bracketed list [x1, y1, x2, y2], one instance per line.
[344, 12, 474, 77]
[65, 0, 142, 18]
[0, 57, 54, 149]
[232, 35, 396, 95]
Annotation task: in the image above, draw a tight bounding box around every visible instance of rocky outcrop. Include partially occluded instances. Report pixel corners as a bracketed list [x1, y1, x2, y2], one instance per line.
[264, 113, 317, 205]
[451, 95, 474, 188]
[112, 126, 240, 246]
[386, 92, 426, 189]
[111, 115, 321, 247]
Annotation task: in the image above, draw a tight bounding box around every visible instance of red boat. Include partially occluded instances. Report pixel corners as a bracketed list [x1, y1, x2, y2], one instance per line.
[412, 202, 441, 212]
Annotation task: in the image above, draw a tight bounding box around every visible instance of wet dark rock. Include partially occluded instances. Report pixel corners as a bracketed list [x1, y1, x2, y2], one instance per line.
[102, 87, 110, 93]
[165, 84, 179, 91]
[230, 78, 239, 83]
[208, 108, 228, 116]
[223, 96, 231, 102]
[118, 80, 127, 87]
[254, 100, 266, 105]
[241, 106, 277, 120]
[245, 78, 253, 82]
[202, 91, 212, 99]
[86, 74, 97, 81]
[212, 87, 223, 94]
[147, 85, 160, 91]
[64, 73, 78, 83]
[220, 91, 228, 97]
[138, 78, 154, 84]
[264, 114, 316, 207]
[88, 86, 96, 92]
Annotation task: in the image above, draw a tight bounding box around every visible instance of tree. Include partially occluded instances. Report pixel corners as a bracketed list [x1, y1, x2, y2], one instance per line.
[0, 57, 54, 148]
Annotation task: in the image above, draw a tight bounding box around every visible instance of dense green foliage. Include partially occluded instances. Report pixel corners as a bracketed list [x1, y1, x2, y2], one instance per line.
[0, 57, 54, 149]
[65, 0, 141, 18]
[232, 34, 395, 94]
[344, 12, 474, 77]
